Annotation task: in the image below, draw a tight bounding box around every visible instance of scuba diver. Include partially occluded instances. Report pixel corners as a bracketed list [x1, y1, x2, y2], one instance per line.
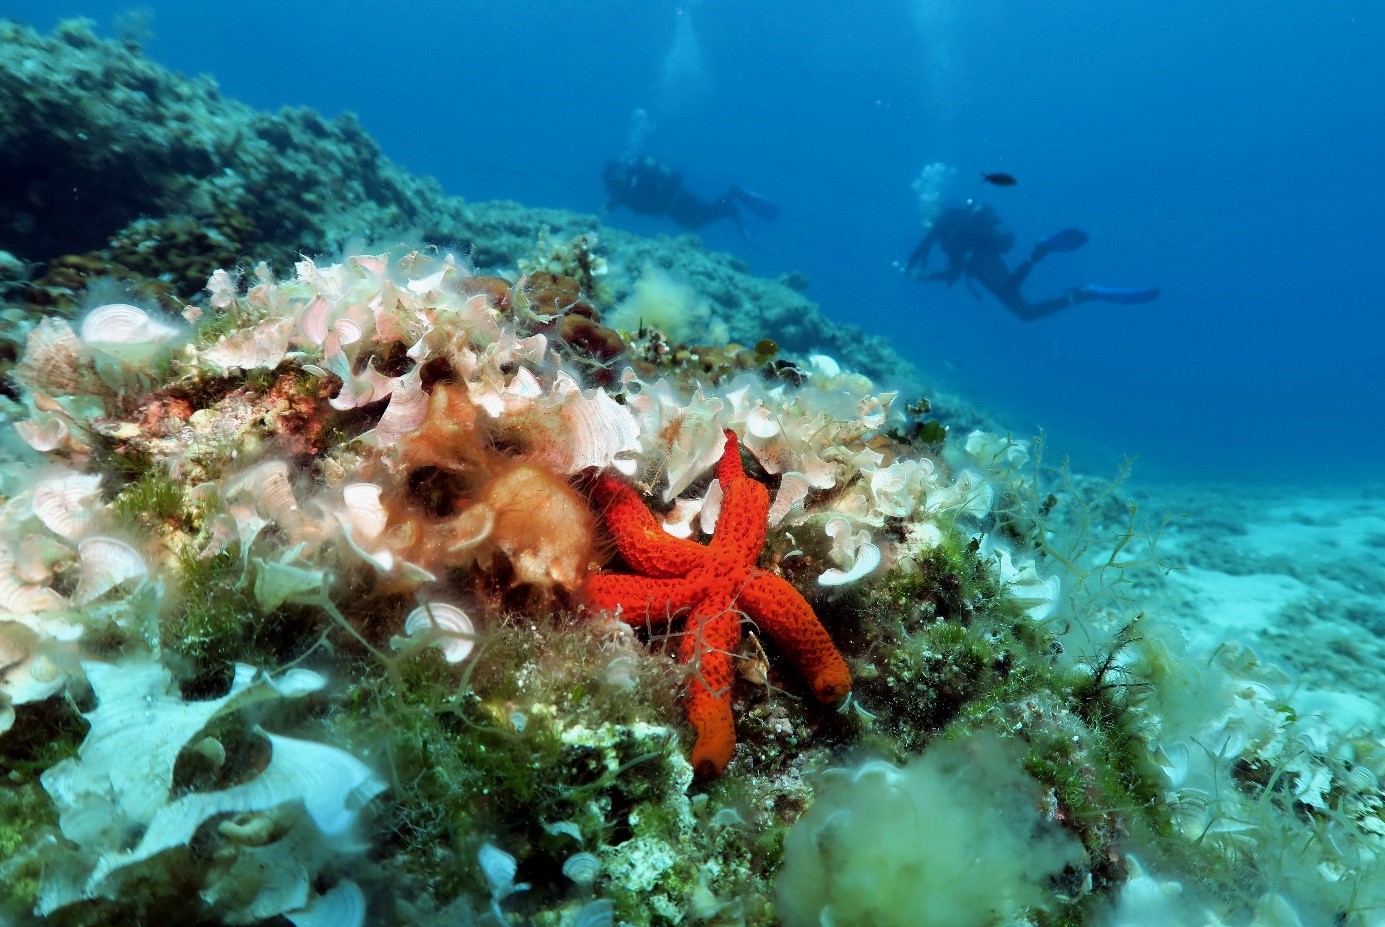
[904, 200, 1160, 321]
[602, 156, 779, 239]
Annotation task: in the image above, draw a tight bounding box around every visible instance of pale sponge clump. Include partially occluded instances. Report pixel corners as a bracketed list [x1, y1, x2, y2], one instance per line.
[776, 733, 1084, 927]
[607, 263, 727, 345]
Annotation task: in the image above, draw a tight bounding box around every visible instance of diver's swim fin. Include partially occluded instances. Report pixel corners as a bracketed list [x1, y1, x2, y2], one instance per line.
[1039, 228, 1089, 253]
[1080, 285, 1161, 304]
[730, 186, 780, 220]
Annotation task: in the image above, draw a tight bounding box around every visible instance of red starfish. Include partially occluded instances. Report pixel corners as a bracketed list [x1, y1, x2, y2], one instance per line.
[584, 429, 851, 779]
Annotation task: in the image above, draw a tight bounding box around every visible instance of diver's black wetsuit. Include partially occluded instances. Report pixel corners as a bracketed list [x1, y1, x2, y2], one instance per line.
[906, 202, 1158, 321]
[906, 202, 1076, 321]
[603, 157, 776, 238]
[959, 249, 1081, 322]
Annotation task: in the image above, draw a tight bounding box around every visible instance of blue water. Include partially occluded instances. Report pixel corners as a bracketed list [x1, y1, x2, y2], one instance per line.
[8, 0, 1384, 484]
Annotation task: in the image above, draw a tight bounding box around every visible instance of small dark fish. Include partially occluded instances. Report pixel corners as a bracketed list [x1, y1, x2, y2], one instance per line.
[980, 171, 1017, 186]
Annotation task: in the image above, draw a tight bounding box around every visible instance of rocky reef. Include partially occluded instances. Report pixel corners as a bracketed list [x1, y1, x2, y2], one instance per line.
[2, 18, 1384, 927]
[0, 18, 935, 415]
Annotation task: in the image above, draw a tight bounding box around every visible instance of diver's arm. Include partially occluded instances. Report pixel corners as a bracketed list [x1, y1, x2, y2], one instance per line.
[922, 264, 964, 286]
[905, 233, 937, 275]
[921, 247, 969, 287]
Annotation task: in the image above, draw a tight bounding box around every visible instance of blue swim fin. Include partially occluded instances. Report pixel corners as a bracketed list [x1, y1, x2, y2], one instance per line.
[1039, 228, 1089, 253]
[1080, 285, 1161, 304]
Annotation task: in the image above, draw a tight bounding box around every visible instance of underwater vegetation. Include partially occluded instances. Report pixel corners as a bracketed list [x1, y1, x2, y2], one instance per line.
[1, 17, 1384, 927]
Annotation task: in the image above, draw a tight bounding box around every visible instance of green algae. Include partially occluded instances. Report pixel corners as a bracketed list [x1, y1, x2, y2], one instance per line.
[109, 470, 189, 534]
[0, 701, 83, 921]
[741, 460, 1189, 927]
[164, 548, 270, 670]
[324, 615, 689, 913]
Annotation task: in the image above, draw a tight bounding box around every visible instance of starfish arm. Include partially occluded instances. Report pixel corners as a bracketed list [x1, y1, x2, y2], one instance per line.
[585, 573, 701, 626]
[678, 598, 743, 780]
[581, 432, 811, 781]
[740, 569, 851, 704]
[591, 472, 709, 577]
[709, 430, 769, 567]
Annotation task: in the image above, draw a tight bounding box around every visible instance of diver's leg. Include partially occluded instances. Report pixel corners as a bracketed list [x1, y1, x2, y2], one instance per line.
[1005, 293, 1081, 322]
[1006, 254, 1041, 291]
[1076, 285, 1161, 304]
[668, 194, 720, 230]
[966, 253, 1012, 295]
[971, 253, 1053, 320]
[1008, 285, 1159, 322]
[1033, 228, 1089, 259]
[712, 198, 752, 239]
[724, 185, 779, 220]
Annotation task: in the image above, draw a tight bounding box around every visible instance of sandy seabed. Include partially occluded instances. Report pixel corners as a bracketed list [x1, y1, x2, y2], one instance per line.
[1139, 481, 1385, 716]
